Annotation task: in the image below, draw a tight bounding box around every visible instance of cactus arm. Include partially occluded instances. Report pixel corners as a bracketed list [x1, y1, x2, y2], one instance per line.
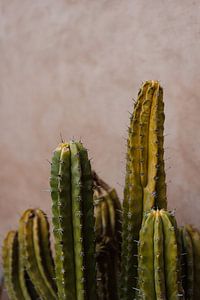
[181, 227, 194, 299]
[34, 209, 56, 290]
[121, 83, 147, 298]
[18, 210, 37, 300]
[22, 209, 57, 300]
[138, 211, 156, 299]
[50, 143, 76, 300]
[160, 210, 184, 300]
[185, 225, 200, 299]
[51, 142, 97, 300]
[76, 142, 97, 300]
[32, 210, 57, 295]
[142, 81, 166, 211]
[2, 231, 25, 300]
[154, 210, 166, 299]
[121, 81, 167, 299]
[70, 141, 86, 300]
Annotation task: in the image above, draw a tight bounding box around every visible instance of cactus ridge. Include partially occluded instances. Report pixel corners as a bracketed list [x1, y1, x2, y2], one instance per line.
[50, 141, 97, 300]
[2, 231, 25, 300]
[137, 209, 184, 300]
[121, 81, 167, 299]
[18, 211, 38, 300]
[19, 209, 57, 300]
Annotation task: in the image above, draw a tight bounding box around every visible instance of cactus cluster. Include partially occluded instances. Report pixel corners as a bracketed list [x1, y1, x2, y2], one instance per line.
[2, 80, 200, 300]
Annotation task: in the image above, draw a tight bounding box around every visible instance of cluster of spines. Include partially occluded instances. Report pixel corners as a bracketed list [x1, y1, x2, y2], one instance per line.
[50, 141, 97, 300]
[93, 171, 122, 300]
[121, 81, 167, 299]
[181, 224, 200, 299]
[137, 209, 184, 300]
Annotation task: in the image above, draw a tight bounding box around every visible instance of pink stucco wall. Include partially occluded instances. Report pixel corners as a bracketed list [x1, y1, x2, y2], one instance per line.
[1, 1, 200, 298]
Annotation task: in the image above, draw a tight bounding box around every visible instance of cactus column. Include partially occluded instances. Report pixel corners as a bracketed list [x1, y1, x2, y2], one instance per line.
[93, 171, 122, 300]
[137, 209, 184, 300]
[50, 141, 97, 300]
[181, 224, 200, 300]
[121, 81, 167, 299]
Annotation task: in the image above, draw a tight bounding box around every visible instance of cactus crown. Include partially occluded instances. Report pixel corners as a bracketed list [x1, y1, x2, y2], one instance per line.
[2, 81, 200, 300]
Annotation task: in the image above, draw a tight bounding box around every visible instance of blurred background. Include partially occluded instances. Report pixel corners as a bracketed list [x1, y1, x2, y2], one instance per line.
[1, 1, 200, 297]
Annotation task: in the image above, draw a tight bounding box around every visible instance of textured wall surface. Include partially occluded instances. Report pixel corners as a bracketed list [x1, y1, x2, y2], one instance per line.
[1, 1, 200, 297]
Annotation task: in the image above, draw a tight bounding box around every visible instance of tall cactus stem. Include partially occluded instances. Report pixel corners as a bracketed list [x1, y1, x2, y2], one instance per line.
[121, 81, 167, 299]
[50, 141, 97, 300]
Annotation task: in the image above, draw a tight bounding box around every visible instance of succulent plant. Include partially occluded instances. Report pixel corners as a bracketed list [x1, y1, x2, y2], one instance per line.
[137, 209, 184, 300]
[2, 81, 200, 300]
[93, 171, 122, 300]
[121, 80, 167, 299]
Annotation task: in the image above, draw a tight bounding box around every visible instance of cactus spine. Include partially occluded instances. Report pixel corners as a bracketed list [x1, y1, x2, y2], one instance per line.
[121, 80, 167, 298]
[50, 141, 97, 300]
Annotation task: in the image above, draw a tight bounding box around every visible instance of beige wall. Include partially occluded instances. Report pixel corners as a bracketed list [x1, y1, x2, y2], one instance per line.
[1, 0, 200, 297]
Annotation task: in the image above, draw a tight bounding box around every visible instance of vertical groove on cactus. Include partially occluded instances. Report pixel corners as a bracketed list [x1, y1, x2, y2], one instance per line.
[19, 209, 57, 300]
[138, 209, 184, 300]
[50, 141, 97, 300]
[121, 81, 167, 299]
[2, 231, 25, 300]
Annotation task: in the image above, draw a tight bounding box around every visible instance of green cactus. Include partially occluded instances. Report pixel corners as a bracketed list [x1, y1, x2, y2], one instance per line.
[137, 209, 184, 300]
[2, 230, 38, 300]
[121, 80, 167, 298]
[50, 141, 97, 300]
[93, 171, 122, 300]
[19, 209, 57, 300]
[181, 225, 200, 300]
[2, 231, 25, 300]
[2, 81, 200, 300]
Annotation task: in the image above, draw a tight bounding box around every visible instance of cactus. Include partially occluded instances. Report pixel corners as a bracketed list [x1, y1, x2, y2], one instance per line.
[19, 209, 56, 300]
[181, 225, 200, 300]
[121, 80, 167, 298]
[50, 141, 97, 300]
[93, 171, 122, 300]
[2, 230, 38, 300]
[137, 209, 184, 300]
[2, 231, 25, 300]
[2, 81, 200, 300]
